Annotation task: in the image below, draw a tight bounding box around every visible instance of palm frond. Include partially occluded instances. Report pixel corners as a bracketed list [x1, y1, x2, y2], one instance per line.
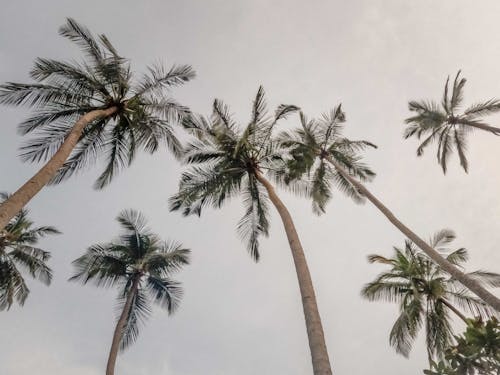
[134, 64, 195, 96]
[118, 286, 151, 351]
[450, 71, 466, 111]
[146, 276, 183, 314]
[389, 298, 424, 357]
[144, 242, 190, 276]
[70, 244, 127, 288]
[93, 125, 131, 189]
[236, 174, 270, 261]
[58, 18, 104, 64]
[464, 99, 500, 117]
[9, 247, 52, 285]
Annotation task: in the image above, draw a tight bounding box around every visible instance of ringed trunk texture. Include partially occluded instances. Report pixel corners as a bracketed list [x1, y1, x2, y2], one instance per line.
[325, 155, 500, 312]
[0, 107, 117, 231]
[106, 275, 141, 375]
[255, 171, 333, 375]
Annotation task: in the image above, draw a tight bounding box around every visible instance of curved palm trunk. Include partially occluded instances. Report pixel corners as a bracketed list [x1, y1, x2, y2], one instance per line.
[0, 107, 117, 231]
[106, 275, 140, 375]
[325, 155, 500, 312]
[255, 171, 333, 375]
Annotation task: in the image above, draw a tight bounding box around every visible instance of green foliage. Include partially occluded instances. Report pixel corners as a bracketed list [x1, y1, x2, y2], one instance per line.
[405, 71, 500, 173]
[0, 18, 195, 189]
[277, 105, 376, 215]
[0, 193, 59, 310]
[170, 86, 300, 261]
[424, 317, 500, 375]
[70, 209, 190, 351]
[362, 230, 500, 362]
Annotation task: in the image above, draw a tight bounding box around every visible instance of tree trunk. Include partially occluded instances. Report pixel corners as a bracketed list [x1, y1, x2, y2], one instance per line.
[255, 171, 333, 375]
[106, 275, 141, 375]
[325, 155, 500, 312]
[439, 298, 468, 323]
[0, 107, 117, 231]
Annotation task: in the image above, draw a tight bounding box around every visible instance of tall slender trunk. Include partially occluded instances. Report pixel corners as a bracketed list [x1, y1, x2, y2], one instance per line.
[325, 155, 500, 312]
[0, 107, 117, 231]
[439, 298, 468, 323]
[106, 275, 141, 375]
[255, 171, 332, 375]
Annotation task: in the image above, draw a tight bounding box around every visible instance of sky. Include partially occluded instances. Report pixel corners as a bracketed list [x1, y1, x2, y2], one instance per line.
[1, 1, 500, 374]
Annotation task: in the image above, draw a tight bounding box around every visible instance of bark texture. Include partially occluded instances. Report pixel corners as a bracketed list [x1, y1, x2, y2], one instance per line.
[325, 155, 500, 312]
[255, 171, 333, 375]
[106, 275, 140, 375]
[0, 107, 117, 231]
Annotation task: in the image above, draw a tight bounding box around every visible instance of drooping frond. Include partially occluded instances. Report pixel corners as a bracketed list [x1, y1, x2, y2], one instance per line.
[70, 244, 128, 288]
[390, 298, 424, 357]
[0, 202, 57, 310]
[143, 241, 190, 276]
[118, 286, 151, 351]
[170, 164, 245, 216]
[236, 174, 270, 261]
[9, 247, 52, 285]
[146, 276, 183, 314]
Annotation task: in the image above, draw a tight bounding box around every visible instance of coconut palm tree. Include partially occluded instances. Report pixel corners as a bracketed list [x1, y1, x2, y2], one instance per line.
[404, 70, 500, 173]
[169, 87, 333, 375]
[0, 193, 58, 310]
[278, 105, 500, 312]
[0, 18, 195, 231]
[361, 229, 500, 365]
[70, 209, 190, 375]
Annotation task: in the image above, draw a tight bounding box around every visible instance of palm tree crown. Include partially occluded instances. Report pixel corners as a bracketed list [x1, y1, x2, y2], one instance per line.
[362, 229, 500, 361]
[0, 193, 59, 310]
[170, 86, 299, 260]
[0, 18, 195, 189]
[404, 71, 500, 173]
[277, 105, 376, 214]
[70, 209, 190, 350]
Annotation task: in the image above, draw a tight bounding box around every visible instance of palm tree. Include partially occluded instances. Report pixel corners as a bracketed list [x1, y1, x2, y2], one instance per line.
[0, 193, 59, 310]
[70, 209, 190, 375]
[169, 87, 333, 375]
[361, 229, 500, 365]
[404, 70, 500, 173]
[0, 18, 195, 231]
[278, 105, 500, 312]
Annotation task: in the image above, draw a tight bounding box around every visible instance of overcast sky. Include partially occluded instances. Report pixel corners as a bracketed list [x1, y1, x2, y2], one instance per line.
[1, 1, 500, 374]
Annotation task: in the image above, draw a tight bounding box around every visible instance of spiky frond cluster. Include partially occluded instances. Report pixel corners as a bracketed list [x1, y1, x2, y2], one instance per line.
[0, 193, 58, 310]
[362, 229, 500, 361]
[277, 105, 376, 214]
[0, 18, 195, 189]
[70, 209, 190, 350]
[169, 86, 299, 261]
[404, 71, 500, 173]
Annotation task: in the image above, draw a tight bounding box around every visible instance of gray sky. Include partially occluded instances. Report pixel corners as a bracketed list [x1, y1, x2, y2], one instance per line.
[1, 1, 500, 374]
